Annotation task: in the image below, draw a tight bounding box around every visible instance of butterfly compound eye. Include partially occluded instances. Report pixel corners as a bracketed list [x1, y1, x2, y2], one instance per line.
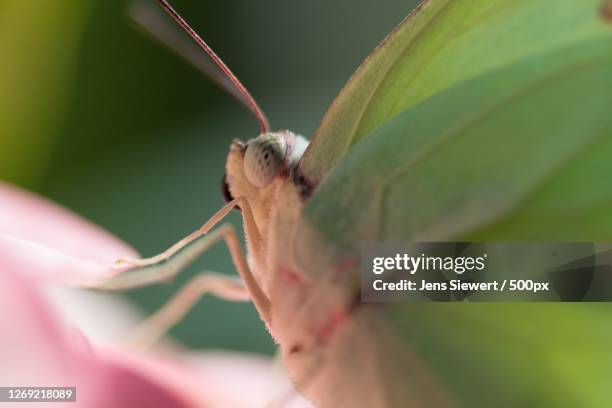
[243, 134, 287, 188]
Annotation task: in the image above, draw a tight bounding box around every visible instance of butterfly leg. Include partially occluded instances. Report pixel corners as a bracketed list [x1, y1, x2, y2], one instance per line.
[124, 218, 270, 347]
[114, 198, 243, 269]
[101, 220, 271, 318]
[125, 272, 248, 348]
[104, 196, 262, 288]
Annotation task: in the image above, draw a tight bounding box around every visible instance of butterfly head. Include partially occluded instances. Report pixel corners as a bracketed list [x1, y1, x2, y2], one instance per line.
[222, 131, 308, 205]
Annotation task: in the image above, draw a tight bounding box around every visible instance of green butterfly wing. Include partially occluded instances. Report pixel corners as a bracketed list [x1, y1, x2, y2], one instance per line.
[388, 303, 612, 407]
[304, 38, 612, 247]
[300, 24, 612, 408]
[297, 0, 611, 186]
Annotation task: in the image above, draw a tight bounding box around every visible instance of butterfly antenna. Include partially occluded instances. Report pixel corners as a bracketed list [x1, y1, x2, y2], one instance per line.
[155, 0, 269, 133]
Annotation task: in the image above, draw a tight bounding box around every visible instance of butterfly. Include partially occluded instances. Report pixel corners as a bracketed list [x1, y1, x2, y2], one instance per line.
[100, 1, 612, 406]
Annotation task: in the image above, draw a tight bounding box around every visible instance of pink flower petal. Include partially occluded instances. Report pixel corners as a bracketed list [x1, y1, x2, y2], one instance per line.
[0, 262, 193, 408]
[0, 234, 118, 286]
[181, 352, 314, 408]
[44, 285, 143, 343]
[99, 349, 314, 408]
[0, 182, 138, 285]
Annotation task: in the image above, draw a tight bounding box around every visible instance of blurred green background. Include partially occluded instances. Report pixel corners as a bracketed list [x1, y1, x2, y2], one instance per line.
[0, 0, 418, 355]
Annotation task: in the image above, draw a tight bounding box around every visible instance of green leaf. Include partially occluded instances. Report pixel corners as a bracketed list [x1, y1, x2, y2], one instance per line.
[0, 0, 91, 187]
[298, 0, 612, 185]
